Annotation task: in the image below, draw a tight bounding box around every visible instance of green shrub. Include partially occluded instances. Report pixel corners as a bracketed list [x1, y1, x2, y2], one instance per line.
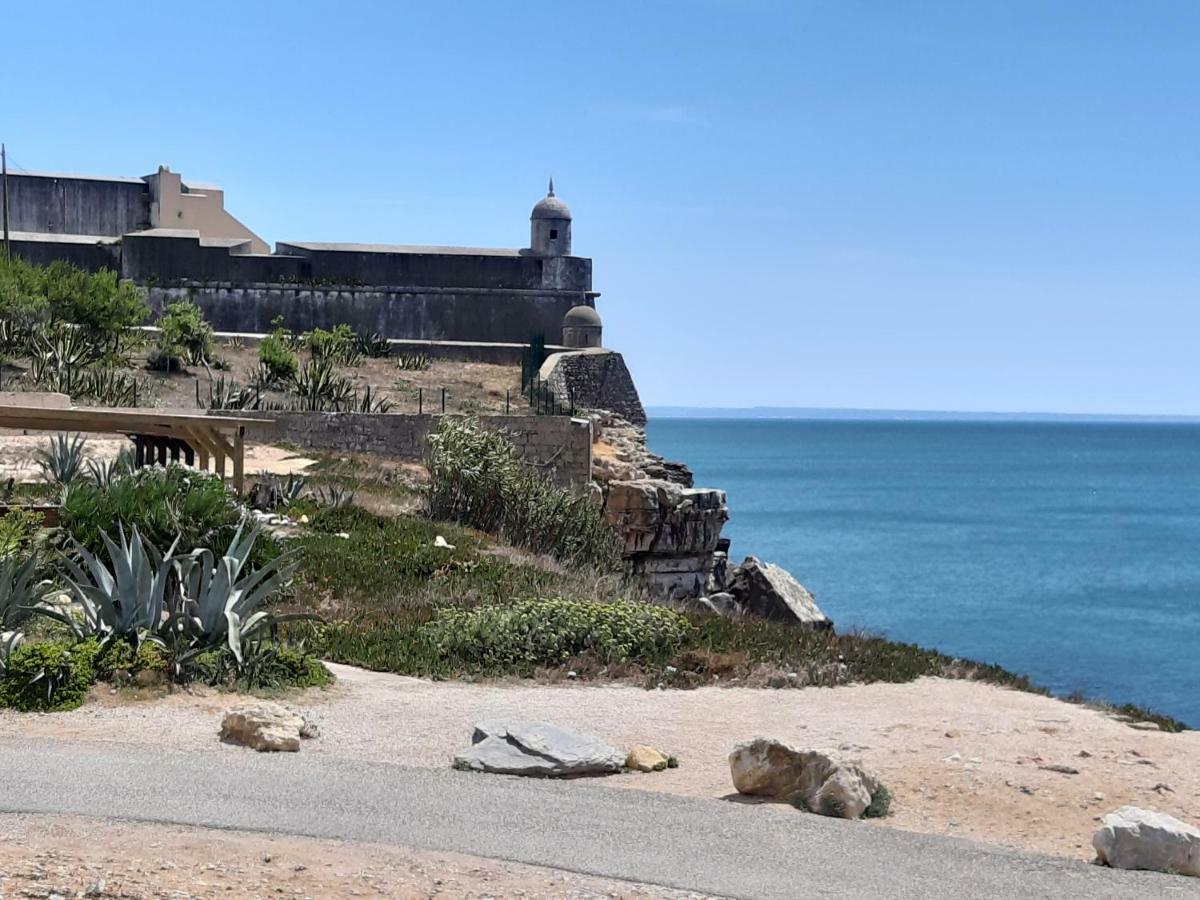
[0, 256, 51, 330]
[155, 301, 214, 368]
[305, 324, 361, 365]
[90, 637, 169, 681]
[426, 417, 621, 569]
[0, 639, 96, 711]
[424, 598, 692, 672]
[189, 642, 333, 690]
[258, 332, 299, 384]
[44, 264, 149, 355]
[864, 784, 892, 818]
[0, 510, 44, 558]
[293, 507, 563, 607]
[58, 465, 276, 566]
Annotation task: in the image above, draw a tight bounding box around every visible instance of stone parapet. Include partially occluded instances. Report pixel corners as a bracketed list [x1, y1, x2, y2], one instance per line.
[212, 411, 592, 488]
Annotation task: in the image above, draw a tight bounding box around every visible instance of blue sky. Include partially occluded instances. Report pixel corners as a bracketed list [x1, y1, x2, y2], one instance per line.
[3, 1, 1197, 414]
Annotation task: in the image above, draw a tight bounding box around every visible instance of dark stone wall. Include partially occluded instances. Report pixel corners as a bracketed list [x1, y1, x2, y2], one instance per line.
[215, 410, 593, 487]
[277, 244, 591, 293]
[121, 233, 306, 283]
[147, 283, 581, 343]
[9, 237, 120, 272]
[6, 174, 148, 236]
[540, 350, 647, 426]
[12, 229, 595, 343]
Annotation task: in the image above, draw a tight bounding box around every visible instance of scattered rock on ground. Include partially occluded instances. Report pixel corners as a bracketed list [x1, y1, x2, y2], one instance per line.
[1128, 721, 1162, 731]
[453, 722, 625, 777]
[626, 745, 669, 772]
[1038, 764, 1080, 775]
[694, 592, 741, 617]
[728, 557, 831, 628]
[729, 737, 881, 819]
[1093, 806, 1200, 876]
[220, 701, 316, 752]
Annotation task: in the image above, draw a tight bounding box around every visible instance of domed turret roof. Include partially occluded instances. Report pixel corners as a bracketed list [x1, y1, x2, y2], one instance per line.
[563, 304, 601, 327]
[532, 178, 572, 220]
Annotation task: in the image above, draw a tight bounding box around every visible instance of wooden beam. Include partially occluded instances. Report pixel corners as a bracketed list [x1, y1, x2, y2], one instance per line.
[233, 426, 245, 495]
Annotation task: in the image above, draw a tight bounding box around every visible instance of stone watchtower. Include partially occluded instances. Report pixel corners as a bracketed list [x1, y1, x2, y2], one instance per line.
[562, 304, 603, 348]
[530, 178, 572, 256]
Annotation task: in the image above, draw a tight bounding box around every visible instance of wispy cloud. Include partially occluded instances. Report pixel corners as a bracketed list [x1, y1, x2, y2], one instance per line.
[601, 104, 709, 126]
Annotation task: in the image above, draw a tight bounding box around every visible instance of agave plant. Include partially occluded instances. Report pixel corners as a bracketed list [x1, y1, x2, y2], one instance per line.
[354, 385, 392, 414]
[204, 374, 260, 411]
[44, 525, 178, 649]
[355, 331, 391, 359]
[29, 324, 91, 385]
[85, 450, 134, 490]
[0, 554, 48, 630]
[171, 522, 302, 664]
[280, 473, 308, 505]
[0, 629, 23, 675]
[36, 433, 88, 485]
[315, 484, 356, 509]
[81, 367, 140, 406]
[291, 358, 356, 411]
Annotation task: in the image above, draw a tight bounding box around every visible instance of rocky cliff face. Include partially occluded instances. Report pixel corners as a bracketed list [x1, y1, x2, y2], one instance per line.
[591, 414, 832, 628]
[601, 479, 729, 599]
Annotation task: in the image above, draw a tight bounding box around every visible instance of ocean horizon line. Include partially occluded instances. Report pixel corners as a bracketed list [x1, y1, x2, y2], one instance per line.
[646, 406, 1200, 423]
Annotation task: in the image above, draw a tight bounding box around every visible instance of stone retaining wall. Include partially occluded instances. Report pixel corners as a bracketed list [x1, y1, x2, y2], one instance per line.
[215, 411, 592, 487]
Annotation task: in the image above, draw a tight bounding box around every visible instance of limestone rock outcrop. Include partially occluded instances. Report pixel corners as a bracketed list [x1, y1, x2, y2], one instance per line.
[1093, 806, 1200, 876]
[729, 738, 882, 819]
[591, 414, 692, 487]
[727, 556, 831, 629]
[453, 722, 625, 777]
[601, 479, 729, 599]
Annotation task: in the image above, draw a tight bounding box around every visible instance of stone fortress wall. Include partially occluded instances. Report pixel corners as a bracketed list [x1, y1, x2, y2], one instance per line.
[7, 170, 595, 344]
[218, 410, 593, 488]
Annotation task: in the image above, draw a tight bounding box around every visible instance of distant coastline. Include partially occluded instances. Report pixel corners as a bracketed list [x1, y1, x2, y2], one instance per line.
[646, 406, 1200, 424]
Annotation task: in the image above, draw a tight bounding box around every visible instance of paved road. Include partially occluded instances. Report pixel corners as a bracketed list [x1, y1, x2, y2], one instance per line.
[0, 737, 1188, 899]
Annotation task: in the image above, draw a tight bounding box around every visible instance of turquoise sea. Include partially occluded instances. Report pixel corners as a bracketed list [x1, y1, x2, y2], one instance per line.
[645, 417, 1200, 726]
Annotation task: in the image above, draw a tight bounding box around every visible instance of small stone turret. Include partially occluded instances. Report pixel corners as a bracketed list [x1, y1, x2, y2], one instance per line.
[530, 178, 572, 256]
[562, 304, 602, 348]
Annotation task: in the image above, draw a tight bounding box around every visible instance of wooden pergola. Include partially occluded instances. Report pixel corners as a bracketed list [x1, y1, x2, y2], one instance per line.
[0, 406, 270, 494]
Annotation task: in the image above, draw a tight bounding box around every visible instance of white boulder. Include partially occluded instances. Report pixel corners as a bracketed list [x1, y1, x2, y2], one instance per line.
[729, 737, 881, 819]
[220, 701, 315, 752]
[1093, 806, 1200, 876]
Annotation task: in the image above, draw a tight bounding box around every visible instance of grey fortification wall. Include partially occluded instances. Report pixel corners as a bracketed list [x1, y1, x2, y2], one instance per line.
[8, 177, 597, 345]
[147, 284, 584, 345]
[218, 411, 593, 487]
[539, 349, 647, 426]
[6, 175, 149, 237]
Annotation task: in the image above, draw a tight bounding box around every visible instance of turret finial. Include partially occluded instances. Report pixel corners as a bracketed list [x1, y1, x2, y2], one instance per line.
[548, 176, 555, 197]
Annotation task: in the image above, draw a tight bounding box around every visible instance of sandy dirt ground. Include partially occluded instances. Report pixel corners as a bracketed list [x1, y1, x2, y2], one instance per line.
[0, 431, 315, 482]
[3, 666, 1197, 866]
[0, 814, 705, 899]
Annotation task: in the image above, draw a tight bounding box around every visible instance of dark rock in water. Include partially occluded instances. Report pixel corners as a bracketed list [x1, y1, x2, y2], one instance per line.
[454, 722, 626, 777]
[728, 556, 832, 629]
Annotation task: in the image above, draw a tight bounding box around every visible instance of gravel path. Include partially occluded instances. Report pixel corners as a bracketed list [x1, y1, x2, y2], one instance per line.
[4, 666, 1198, 862]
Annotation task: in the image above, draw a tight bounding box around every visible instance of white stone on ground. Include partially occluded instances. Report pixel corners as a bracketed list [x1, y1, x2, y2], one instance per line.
[220, 701, 314, 753]
[1092, 805, 1200, 876]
